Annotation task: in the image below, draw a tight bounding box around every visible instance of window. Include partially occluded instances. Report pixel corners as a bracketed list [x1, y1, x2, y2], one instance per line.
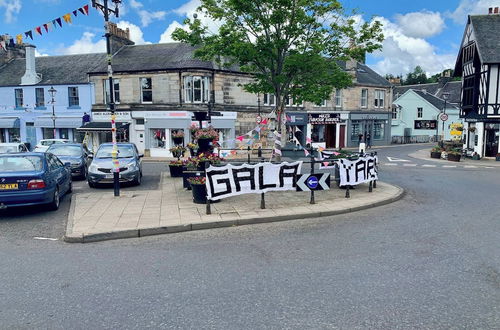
[136, 118, 145, 125]
[374, 90, 385, 108]
[141, 77, 153, 103]
[417, 107, 423, 118]
[14, 89, 23, 108]
[286, 96, 301, 107]
[392, 107, 398, 119]
[314, 99, 327, 107]
[351, 121, 361, 141]
[42, 128, 55, 139]
[335, 90, 342, 107]
[68, 87, 79, 107]
[35, 88, 45, 108]
[59, 128, 69, 140]
[104, 79, 120, 104]
[373, 121, 385, 140]
[184, 76, 210, 103]
[361, 89, 368, 108]
[263, 93, 275, 106]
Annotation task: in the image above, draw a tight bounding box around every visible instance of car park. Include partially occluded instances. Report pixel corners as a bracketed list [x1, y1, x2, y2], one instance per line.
[87, 143, 143, 187]
[47, 143, 90, 180]
[0, 142, 29, 154]
[33, 139, 71, 152]
[0, 152, 72, 210]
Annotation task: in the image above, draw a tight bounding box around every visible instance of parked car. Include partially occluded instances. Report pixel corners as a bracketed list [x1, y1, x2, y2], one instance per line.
[87, 143, 143, 188]
[0, 142, 29, 154]
[33, 139, 70, 152]
[47, 143, 90, 180]
[0, 153, 72, 210]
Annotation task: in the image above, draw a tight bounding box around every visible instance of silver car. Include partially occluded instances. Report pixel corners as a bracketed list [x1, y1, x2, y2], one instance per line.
[87, 143, 143, 188]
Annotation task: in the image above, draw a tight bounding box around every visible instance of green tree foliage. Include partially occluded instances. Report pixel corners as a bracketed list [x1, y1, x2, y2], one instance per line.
[404, 66, 428, 85]
[172, 0, 384, 151]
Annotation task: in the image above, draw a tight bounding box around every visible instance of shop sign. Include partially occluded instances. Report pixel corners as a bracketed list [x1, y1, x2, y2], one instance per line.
[308, 113, 341, 125]
[414, 120, 437, 129]
[92, 111, 131, 122]
[287, 113, 308, 126]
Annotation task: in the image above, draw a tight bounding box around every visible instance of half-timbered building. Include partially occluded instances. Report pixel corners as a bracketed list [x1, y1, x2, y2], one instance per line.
[454, 8, 500, 157]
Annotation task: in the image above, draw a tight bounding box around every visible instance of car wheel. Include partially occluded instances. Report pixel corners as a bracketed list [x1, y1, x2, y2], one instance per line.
[88, 180, 96, 188]
[133, 172, 142, 186]
[48, 187, 60, 211]
[80, 168, 87, 180]
[68, 180, 72, 193]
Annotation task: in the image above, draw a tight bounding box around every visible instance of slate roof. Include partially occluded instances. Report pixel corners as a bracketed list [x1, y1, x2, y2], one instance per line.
[393, 81, 461, 105]
[409, 90, 457, 110]
[470, 15, 500, 63]
[355, 63, 391, 87]
[0, 53, 105, 86]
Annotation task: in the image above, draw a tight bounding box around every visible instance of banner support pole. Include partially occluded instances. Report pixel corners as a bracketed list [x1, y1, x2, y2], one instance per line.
[206, 198, 211, 215]
[260, 193, 266, 209]
[309, 145, 315, 204]
[345, 185, 350, 198]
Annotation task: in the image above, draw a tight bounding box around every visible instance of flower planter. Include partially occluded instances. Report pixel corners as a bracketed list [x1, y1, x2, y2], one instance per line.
[191, 183, 207, 204]
[182, 169, 202, 190]
[189, 148, 198, 157]
[172, 136, 184, 145]
[169, 165, 183, 177]
[172, 150, 184, 158]
[197, 138, 212, 154]
[447, 153, 461, 162]
[430, 151, 442, 159]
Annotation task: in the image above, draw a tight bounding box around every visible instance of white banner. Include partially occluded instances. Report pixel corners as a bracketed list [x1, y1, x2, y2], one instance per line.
[205, 162, 303, 200]
[338, 156, 378, 186]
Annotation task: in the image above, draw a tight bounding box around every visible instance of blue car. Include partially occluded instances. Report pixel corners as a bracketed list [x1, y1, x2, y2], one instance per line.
[0, 152, 72, 211]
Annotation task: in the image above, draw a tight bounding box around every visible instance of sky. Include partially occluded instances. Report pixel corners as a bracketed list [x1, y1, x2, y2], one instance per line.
[1, 0, 499, 77]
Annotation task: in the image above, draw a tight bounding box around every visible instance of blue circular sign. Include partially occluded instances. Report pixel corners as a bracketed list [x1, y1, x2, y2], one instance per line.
[307, 176, 319, 189]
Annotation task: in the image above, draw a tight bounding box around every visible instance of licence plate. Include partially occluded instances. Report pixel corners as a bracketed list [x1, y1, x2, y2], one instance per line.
[105, 174, 113, 179]
[0, 183, 18, 190]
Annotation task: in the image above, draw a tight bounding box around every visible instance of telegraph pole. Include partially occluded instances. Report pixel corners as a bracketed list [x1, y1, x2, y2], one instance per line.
[92, 0, 121, 197]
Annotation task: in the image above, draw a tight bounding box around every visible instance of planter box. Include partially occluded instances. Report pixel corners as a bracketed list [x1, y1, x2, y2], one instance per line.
[172, 136, 184, 145]
[191, 184, 207, 204]
[447, 153, 461, 162]
[169, 165, 183, 177]
[182, 169, 202, 190]
[430, 151, 442, 159]
[197, 138, 213, 154]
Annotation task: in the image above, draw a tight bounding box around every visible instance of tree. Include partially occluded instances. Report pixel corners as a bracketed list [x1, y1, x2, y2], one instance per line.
[172, 0, 384, 158]
[404, 66, 428, 85]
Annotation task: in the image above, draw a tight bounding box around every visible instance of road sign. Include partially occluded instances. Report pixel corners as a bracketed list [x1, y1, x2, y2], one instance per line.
[440, 113, 449, 121]
[296, 173, 330, 191]
[256, 115, 262, 124]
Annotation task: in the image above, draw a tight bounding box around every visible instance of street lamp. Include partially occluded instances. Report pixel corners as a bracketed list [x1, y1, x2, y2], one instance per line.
[442, 92, 450, 142]
[48, 86, 57, 139]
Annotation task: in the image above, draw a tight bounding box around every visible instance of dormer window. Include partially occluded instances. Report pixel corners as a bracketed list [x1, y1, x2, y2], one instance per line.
[184, 76, 210, 103]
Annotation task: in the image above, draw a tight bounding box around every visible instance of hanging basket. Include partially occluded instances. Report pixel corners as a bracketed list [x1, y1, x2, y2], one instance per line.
[172, 136, 184, 145]
[197, 138, 212, 154]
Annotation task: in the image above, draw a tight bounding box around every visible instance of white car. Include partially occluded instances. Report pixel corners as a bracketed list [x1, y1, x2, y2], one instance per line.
[0, 142, 29, 154]
[34, 139, 71, 152]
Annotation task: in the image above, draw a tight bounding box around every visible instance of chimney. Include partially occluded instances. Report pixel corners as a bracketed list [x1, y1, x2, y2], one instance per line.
[0, 34, 26, 66]
[107, 22, 134, 54]
[388, 77, 401, 86]
[489, 7, 500, 14]
[21, 44, 41, 85]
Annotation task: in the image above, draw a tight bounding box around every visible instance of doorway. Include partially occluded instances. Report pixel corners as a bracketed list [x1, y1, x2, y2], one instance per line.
[25, 123, 37, 151]
[339, 125, 346, 148]
[325, 125, 336, 148]
[485, 128, 499, 157]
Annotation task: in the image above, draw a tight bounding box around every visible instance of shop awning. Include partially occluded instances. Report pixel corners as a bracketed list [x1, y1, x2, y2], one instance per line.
[34, 117, 82, 128]
[0, 117, 20, 128]
[77, 122, 130, 132]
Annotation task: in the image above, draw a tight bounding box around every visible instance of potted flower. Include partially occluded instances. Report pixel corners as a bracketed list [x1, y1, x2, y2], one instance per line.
[195, 127, 219, 153]
[188, 176, 207, 204]
[169, 145, 186, 158]
[447, 148, 462, 162]
[187, 142, 198, 157]
[171, 131, 185, 145]
[430, 146, 443, 159]
[182, 157, 201, 189]
[168, 160, 183, 177]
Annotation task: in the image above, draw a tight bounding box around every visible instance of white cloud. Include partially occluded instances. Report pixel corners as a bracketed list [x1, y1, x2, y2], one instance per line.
[35, 49, 49, 57]
[395, 11, 445, 38]
[0, 0, 21, 23]
[129, 0, 142, 9]
[128, 0, 166, 27]
[159, 21, 185, 43]
[448, 0, 499, 24]
[117, 20, 151, 44]
[370, 16, 456, 76]
[59, 32, 106, 55]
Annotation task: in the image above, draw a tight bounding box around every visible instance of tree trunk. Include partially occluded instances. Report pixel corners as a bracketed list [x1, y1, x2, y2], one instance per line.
[275, 104, 286, 162]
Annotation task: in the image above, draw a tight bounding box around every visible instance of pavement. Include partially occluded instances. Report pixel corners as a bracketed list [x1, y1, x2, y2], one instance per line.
[409, 148, 500, 167]
[64, 173, 403, 243]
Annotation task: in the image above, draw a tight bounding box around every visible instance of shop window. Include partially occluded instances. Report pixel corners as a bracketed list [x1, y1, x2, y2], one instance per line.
[335, 90, 342, 108]
[184, 76, 210, 103]
[351, 121, 361, 141]
[141, 77, 153, 103]
[311, 125, 325, 143]
[59, 128, 69, 140]
[361, 89, 368, 108]
[42, 128, 55, 139]
[7, 128, 20, 142]
[373, 121, 385, 140]
[374, 90, 385, 108]
[35, 88, 45, 108]
[152, 129, 166, 148]
[104, 79, 120, 104]
[417, 107, 423, 118]
[14, 89, 23, 108]
[263, 93, 275, 106]
[68, 87, 80, 107]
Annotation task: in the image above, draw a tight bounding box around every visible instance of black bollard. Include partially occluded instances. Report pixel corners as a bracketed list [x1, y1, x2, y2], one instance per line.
[258, 146, 262, 158]
[247, 146, 251, 163]
[206, 198, 211, 215]
[369, 180, 373, 192]
[373, 180, 377, 188]
[260, 193, 266, 209]
[345, 185, 350, 198]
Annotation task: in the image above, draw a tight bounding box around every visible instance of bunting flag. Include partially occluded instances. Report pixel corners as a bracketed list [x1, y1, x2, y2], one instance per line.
[274, 139, 282, 146]
[273, 148, 282, 155]
[0, 40, 5, 51]
[78, 7, 86, 15]
[63, 13, 72, 24]
[16, 34, 23, 45]
[73, 10, 78, 17]
[238, 145, 246, 150]
[25, 30, 33, 40]
[8, 38, 15, 47]
[318, 146, 325, 152]
[35, 26, 42, 36]
[43, 23, 51, 33]
[255, 126, 261, 132]
[82, 4, 89, 15]
[306, 137, 312, 144]
[246, 139, 253, 145]
[261, 119, 268, 125]
[230, 150, 237, 155]
[304, 149, 310, 157]
[274, 130, 281, 138]
[236, 135, 244, 142]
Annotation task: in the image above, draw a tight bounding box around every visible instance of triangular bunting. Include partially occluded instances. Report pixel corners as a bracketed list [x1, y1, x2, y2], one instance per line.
[25, 30, 33, 40]
[306, 137, 312, 143]
[78, 7, 86, 15]
[55, 18, 62, 27]
[73, 10, 78, 17]
[63, 13, 72, 24]
[83, 4, 89, 15]
[230, 150, 237, 155]
[323, 162, 329, 167]
[261, 119, 268, 125]
[236, 135, 244, 142]
[304, 150, 310, 157]
[35, 26, 42, 35]
[16, 34, 23, 45]
[9, 38, 15, 47]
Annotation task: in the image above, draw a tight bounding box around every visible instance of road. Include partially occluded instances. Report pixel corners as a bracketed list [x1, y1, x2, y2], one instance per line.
[0, 145, 499, 329]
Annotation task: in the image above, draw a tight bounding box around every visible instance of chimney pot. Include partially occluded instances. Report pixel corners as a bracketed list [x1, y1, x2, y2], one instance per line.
[495, 7, 499, 14]
[489, 7, 493, 14]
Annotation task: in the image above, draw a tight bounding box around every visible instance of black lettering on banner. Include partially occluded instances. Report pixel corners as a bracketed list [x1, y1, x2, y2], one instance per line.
[258, 165, 277, 190]
[367, 158, 376, 179]
[279, 164, 300, 188]
[355, 159, 366, 182]
[206, 169, 231, 198]
[340, 160, 353, 184]
[232, 167, 256, 192]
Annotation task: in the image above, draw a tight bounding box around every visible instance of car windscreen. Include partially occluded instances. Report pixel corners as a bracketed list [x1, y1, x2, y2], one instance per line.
[0, 155, 43, 172]
[47, 145, 82, 157]
[0, 146, 18, 153]
[95, 145, 135, 158]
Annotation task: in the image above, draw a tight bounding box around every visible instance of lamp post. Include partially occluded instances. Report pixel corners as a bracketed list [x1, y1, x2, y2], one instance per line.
[48, 86, 57, 139]
[92, 0, 121, 197]
[441, 92, 450, 142]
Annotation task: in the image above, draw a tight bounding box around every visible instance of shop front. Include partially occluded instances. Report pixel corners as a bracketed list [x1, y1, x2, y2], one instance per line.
[0, 117, 20, 143]
[348, 112, 392, 148]
[484, 122, 499, 157]
[308, 112, 349, 149]
[33, 116, 83, 142]
[465, 119, 500, 158]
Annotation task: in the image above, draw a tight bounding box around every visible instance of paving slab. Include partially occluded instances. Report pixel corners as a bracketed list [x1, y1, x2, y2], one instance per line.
[64, 173, 404, 243]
